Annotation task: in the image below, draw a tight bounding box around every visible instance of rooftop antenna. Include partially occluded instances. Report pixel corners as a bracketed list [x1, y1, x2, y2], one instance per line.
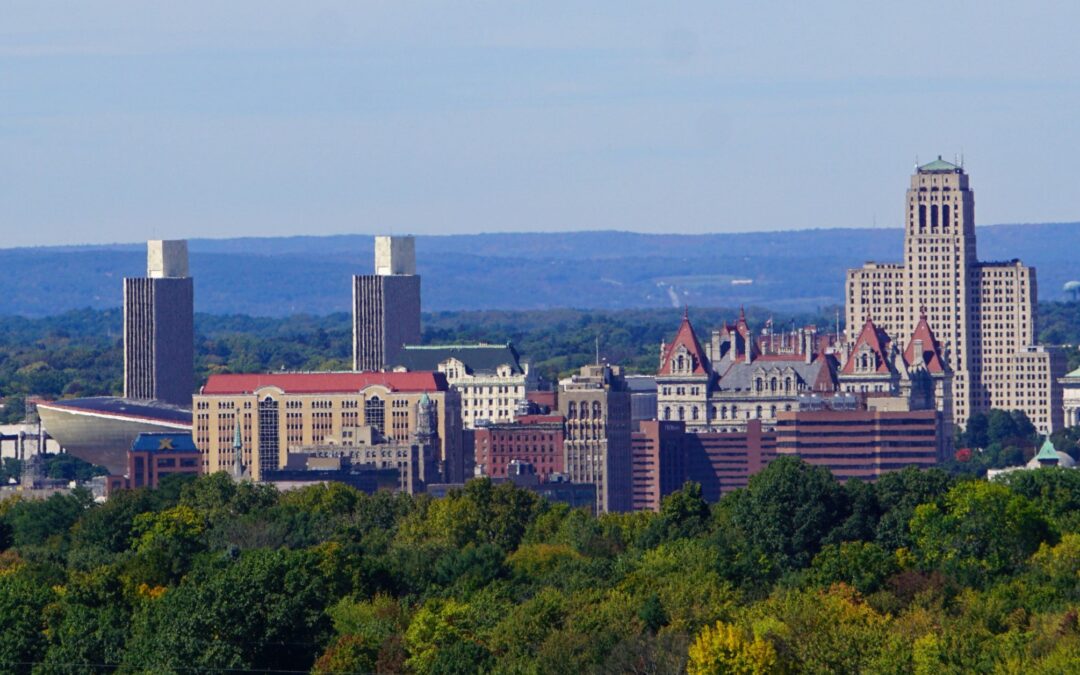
[835, 307, 840, 342]
[595, 335, 600, 366]
[960, 149, 964, 168]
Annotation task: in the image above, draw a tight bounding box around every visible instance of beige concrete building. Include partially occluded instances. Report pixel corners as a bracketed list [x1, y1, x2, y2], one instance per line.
[193, 371, 462, 483]
[277, 393, 443, 493]
[390, 343, 538, 428]
[559, 364, 632, 513]
[353, 236, 421, 372]
[846, 158, 1064, 434]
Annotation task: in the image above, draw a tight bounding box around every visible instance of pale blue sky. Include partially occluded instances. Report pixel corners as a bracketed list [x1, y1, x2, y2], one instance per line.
[2, 1, 1079, 247]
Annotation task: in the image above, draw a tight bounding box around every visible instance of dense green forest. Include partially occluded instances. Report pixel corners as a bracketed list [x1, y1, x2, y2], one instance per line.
[2, 462, 1080, 672]
[3, 303, 1079, 425]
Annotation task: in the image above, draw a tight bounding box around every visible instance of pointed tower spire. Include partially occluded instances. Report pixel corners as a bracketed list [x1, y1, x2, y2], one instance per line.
[232, 415, 244, 480]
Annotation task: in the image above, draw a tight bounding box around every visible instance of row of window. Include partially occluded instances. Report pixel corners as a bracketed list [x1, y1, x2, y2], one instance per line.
[662, 403, 794, 421]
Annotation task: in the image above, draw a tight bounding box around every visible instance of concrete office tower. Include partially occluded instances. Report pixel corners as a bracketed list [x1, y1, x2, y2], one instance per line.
[353, 235, 421, 371]
[558, 364, 633, 513]
[847, 159, 1064, 434]
[123, 240, 194, 407]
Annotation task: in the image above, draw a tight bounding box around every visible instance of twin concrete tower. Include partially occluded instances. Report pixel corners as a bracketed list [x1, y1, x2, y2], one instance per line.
[352, 236, 421, 371]
[122, 234, 419, 413]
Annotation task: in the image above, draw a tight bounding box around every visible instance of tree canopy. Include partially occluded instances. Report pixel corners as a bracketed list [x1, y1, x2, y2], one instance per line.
[1, 459, 1078, 672]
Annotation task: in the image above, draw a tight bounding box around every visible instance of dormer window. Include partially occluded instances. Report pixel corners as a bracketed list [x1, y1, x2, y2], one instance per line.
[855, 345, 877, 374]
[671, 346, 695, 374]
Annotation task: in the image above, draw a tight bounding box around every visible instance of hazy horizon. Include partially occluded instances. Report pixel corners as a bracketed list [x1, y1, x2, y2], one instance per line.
[3, 2, 1080, 247]
[4, 219, 1079, 253]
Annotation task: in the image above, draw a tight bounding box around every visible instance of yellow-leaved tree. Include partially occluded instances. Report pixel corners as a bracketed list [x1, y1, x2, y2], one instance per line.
[687, 620, 781, 675]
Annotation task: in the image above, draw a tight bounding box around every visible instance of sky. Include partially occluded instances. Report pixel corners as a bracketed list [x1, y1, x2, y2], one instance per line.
[2, 1, 1079, 247]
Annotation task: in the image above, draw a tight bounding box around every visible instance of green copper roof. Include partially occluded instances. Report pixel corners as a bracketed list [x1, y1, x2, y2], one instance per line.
[1065, 365, 1080, 379]
[1035, 437, 1059, 463]
[233, 415, 243, 449]
[919, 156, 960, 172]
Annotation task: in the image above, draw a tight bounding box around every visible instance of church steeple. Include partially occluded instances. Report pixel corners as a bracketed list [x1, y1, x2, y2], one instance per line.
[414, 392, 437, 444]
[231, 415, 245, 480]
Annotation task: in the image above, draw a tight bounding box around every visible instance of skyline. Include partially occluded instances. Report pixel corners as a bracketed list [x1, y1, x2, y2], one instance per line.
[3, 2, 1080, 246]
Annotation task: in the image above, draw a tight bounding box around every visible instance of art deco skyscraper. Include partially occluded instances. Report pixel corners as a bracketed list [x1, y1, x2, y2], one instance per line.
[123, 240, 194, 406]
[352, 235, 421, 371]
[846, 158, 1064, 434]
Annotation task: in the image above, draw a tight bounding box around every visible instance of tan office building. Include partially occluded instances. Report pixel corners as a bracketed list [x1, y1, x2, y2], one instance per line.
[846, 158, 1064, 434]
[194, 371, 462, 482]
[558, 364, 633, 513]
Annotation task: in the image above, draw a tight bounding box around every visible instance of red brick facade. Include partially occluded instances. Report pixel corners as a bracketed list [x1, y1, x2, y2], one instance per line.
[473, 415, 565, 480]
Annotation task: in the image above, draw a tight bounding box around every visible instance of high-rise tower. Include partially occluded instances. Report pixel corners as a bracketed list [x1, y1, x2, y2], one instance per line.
[123, 240, 194, 407]
[352, 235, 421, 371]
[846, 158, 1062, 433]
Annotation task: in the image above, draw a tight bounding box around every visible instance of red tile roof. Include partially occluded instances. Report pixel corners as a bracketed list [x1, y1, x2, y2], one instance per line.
[201, 371, 448, 395]
[904, 315, 947, 373]
[659, 313, 711, 376]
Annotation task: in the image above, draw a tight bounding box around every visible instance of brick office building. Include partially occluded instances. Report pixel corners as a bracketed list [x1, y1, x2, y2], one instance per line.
[473, 414, 565, 480]
[106, 431, 202, 494]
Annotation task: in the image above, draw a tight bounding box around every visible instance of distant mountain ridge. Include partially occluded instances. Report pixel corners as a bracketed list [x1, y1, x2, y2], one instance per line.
[2, 223, 1078, 317]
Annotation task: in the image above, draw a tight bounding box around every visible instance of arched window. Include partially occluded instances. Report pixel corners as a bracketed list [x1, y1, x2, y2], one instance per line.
[755, 378, 763, 393]
[676, 355, 685, 372]
[711, 405, 718, 420]
[691, 407, 699, 420]
[770, 377, 777, 392]
[364, 396, 385, 434]
[567, 402, 576, 419]
[663, 407, 671, 420]
[784, 377, 792, 393]
[756, 405, 763, 419]
[770, 405, 777, 418]
[731, 405, 738, 418]
[721, 405, 728, 419]
[678, 406, 685, 421]
[785, 404, 792, 412]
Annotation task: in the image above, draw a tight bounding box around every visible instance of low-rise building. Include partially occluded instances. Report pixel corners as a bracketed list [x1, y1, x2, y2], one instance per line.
[194, 372, 462, 483]
[473, 414, 565, 480]
[107, 431, 202, 493]
[774, 403, 942, 481]
[391, 343, 537, 429]
[428, 461, 596, 513]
